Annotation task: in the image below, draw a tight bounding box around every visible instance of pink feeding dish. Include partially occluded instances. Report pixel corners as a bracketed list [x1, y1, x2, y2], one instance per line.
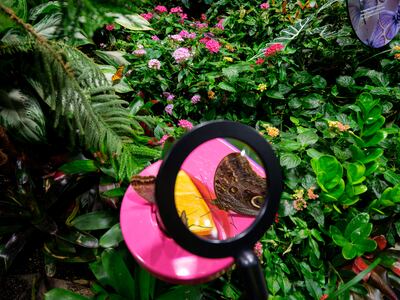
[120, 138, 265, 284]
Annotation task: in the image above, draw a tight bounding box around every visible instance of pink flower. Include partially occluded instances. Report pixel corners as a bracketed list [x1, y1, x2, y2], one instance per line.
[200, 37, 210, 44]
[254, 241, 263, 260]
[140, 13, 153, 21]
[172, 47, 192, 63]
[191, 94, 201, 104]
[170, 34, 184, 42]
[215, 19, 224, 30]
[133, 49, 146, 56]
[256, 58, 265, 65]
[158, 134, 170, 145]
[205, 39, 221, 53]
[178, 119, 193, 130]
[165, 104, 174, 115]
[179, 30, 196, 39]
[105, 24, 114, 31]
[264, 43, 284, 57]
[201, 14, 207, 21]
[151, 35, 160, 40]
[195, 22, 208, 29]
[179, 13, 188, 21]
[170, 6, 183, 13]
[163, 92, 175, 101]
[148, 59, 161, 70]
[154, 5, 168, 13]
[260, 2, 270, 10]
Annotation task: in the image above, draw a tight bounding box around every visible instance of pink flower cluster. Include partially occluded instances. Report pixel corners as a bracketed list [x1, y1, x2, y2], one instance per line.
[172, 47, 192, 63]
[215, 19, 224, 30]
[165, 104, 174, 115]
[260, 2, 270, 10]
[256, 58, 265, 65]
[191, 94, 201, 104]
[178, 119, 193, 130]
[194, 22, 208, 29]
[105, 24, 114, 31]
[133, 46, 146, 56]
[170, 6, 183, 13]
[154, 5, 168, 13]
[179, 30, 196, 39]
[151, 35, 160, 41]
[170, 34, 184, 42]
[205, 39, 221, 53]
[163, 92, 175, 101]
[140, 13, 153, 21]
[148, 59, 161, 70]
[264, 43, 284, 57]
[254, 242, 263, 260]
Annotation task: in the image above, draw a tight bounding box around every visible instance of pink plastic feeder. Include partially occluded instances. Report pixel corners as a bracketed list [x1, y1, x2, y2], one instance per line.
[120, 138, 263, 283]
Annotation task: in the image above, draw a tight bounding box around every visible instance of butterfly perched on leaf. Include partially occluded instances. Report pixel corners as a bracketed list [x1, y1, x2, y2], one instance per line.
[112, 66, 124, 83]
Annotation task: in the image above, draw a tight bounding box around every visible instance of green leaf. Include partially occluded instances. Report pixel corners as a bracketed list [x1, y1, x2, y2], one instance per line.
[330, 226, 347, 247]
[45, 288, 89, 300]
[346, 162, 366, 184]
[101, 249, 135, 298]
[109, 13, 153, 30]
[306, 148, 324, 159]
[362, 116, 385, 137]
[95, 51, 130, 67]
[336, 76, 355, 88]
[280, 153, 301, 169]
[156, 285, 203, 300]
[312, 75, 327, 89]
[384, 170, 400, 185]
[100, 224, 123, 248]
[278, 140, 302, 151]
[302, 93, 323, 109]
[59, 160, 98, 174]
[344, 213, 369, 238]
[363, 130, 386, 147]
[0, 0, 28, 31]
[71, 211, 117, 231]
[297, 130, 318, 147]
[342, 241, 358, 259]
[56, 231, 98, 248]
[101, 187, 126, 198]
[357, 93, 378, 116]
[218, 82, 236, 92]
[266, 90, 285, 99]
[137, 267, 156, 300]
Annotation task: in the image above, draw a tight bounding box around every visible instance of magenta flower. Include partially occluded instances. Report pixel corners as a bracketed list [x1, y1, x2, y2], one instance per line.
[205, 39, 221, 53]
[105, 24, 114, 31]
[157, 134, 170, 145]
[264, 43, 284, 57]
[165, 104, 174, 115]
[178, 119, 193, 130]
[191, 94, 201, 104]
[140, 13, 153, 21]
[133, 49, 146, 56]
[154, 5, 168, 13]
[179, 30, 196, 39]
[195, 22, 208, 29]
[163, 92, 175, 101]
[148, 59, 161, 70]
[254, 242, 263, 260]
[260, 2, 270, 10]
[151, 35, 160, 41]
[170, 6, 183, 13]
[215, 19, 224, 30]
[256, 58, 265, 65]
[201, 14, 207, 21]
[172, 47, 192, 63]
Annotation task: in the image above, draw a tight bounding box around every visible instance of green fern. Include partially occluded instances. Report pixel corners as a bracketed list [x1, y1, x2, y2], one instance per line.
[0, 3, 160, 181]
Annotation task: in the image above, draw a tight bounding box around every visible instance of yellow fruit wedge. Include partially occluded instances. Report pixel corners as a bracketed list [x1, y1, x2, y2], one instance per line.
[174, 170, 216, 236]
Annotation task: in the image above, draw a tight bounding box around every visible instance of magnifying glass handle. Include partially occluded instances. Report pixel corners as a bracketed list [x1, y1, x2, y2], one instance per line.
[236, 248, 268, 300]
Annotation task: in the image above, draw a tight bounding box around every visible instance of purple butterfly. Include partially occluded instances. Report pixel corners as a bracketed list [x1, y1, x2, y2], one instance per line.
[369, 4, 400, 47]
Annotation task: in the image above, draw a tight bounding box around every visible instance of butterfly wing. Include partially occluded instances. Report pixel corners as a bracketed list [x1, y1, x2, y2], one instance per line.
[214, 153, 266, 216]
[130, 175, 156, 203]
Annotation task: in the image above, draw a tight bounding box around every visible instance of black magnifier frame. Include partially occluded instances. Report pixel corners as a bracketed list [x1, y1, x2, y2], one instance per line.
[155, 120, 282, 259]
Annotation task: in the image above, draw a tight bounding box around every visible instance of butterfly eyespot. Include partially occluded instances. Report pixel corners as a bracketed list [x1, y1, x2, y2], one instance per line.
[250, 196, 264, 208]
[229, 186, 238, 193]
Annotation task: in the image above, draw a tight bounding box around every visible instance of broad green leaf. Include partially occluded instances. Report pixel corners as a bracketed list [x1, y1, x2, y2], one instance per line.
[302, 93, 323, 109]
[336, 76, 355, 88]
[297, 130, 318, 147]
[357, 93, 378, 116]
[352, 184, 368, 195]
[342, 242, 358, 260]
[280, 153, 301, 169]
[362, 116, 385, 137]
[278, 140, 302, 152]
[325, 179, 345, 199]
[45, 288, 89, 300]
[242, 93, 258, 107]
[384, 170, 400, 185]
[59, 160, 98, 174]
[266, 90, 285, 99]
[363, 130, 386, 147]
[312, 75, 327, 89]
[57, 231, 98, 248]
[136, 267, 156, 300]
[307, 149, 324, 159]
[359, 148, 383, 164]
[71, 211, 117, 231]
[218, 82, 236, 92]
[330, 226, 347, 247]
[346, 162, 366, 184]
[95, 51, 130, 67]
[350, 223, 373, 243]
[344, 213, 369, 238]
[109, 13, 153, 30]
[100, 224, 123, 248]
[353, 239, 377, 253]
[102, 249, 135, 298]
[101, 187, 126, 198]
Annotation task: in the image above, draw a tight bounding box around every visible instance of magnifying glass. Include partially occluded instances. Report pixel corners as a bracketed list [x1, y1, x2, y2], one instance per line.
[347, 0, 400, 48]
[155, 120, 282, 299]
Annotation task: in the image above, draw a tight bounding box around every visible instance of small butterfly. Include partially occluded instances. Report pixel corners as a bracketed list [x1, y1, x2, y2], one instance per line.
[368, 5, 400, 48]
[112, 66, 124, 82]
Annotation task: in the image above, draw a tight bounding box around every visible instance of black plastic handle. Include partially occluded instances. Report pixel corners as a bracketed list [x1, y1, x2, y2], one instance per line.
[235, 248, 268, 300]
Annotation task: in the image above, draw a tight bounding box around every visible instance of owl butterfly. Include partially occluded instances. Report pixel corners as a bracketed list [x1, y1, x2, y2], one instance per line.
[130, 152, 266, 217]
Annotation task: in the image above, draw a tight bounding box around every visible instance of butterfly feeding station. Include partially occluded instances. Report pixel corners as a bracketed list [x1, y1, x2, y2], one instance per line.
[120, 121, 282, 299]
[347, 0, 400, 48]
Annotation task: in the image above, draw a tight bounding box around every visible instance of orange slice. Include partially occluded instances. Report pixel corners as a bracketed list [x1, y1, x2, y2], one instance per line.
[174, 170, 216, 236]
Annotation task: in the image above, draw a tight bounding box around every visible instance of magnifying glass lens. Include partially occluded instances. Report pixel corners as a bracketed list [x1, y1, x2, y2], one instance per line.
[173, 138, 267, 241]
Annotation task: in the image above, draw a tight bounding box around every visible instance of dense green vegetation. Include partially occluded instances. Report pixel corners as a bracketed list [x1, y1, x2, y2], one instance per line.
[0, 0, 399, 299]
